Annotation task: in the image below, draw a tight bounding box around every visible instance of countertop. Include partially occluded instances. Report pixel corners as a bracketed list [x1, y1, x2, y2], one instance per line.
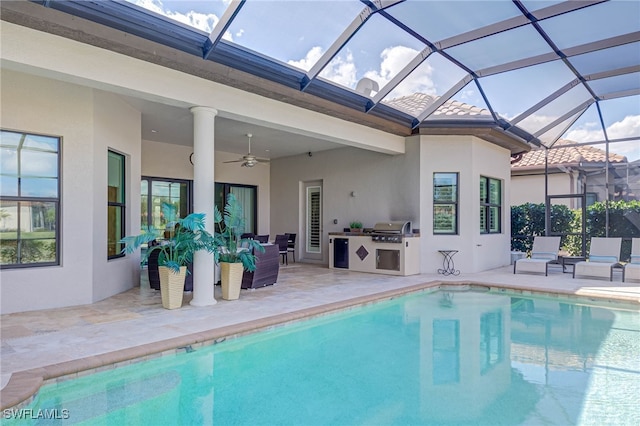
[328, 232, 420, 237]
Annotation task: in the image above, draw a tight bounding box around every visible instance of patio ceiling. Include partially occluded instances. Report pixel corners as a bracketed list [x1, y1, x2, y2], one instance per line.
[5, 0, 639, 160]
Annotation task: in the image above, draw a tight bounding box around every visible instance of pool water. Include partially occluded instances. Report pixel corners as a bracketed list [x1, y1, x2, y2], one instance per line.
[8, 290, 640, 425]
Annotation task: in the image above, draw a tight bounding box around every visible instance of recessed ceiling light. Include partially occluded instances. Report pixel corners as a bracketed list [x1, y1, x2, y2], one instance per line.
[151, 129, 158, 133]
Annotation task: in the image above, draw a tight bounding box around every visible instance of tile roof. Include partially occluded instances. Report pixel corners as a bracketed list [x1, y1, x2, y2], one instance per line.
[383, 93, 491, 119]
[512, 139, 627, 169]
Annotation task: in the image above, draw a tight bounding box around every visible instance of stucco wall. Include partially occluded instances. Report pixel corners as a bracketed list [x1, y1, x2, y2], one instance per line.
[92, 90, 142, 302]
[510, 172, 576, 207]
[0, 71, 143, 313]
[420, 135, 511, 274]
[270, 146, 420, 264]
[141, 141, 271, 235]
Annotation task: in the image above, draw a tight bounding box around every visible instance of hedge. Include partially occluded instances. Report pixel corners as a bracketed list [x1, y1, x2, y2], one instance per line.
[511, 200, 640, 261]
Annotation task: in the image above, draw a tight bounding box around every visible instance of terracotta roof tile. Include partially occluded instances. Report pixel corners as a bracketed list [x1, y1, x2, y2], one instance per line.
[382, 93, 491, 118]
[512, 139, 627, 169]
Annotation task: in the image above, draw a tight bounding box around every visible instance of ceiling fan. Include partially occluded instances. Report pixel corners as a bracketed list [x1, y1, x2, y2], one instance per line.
[224, 133, 270, 167]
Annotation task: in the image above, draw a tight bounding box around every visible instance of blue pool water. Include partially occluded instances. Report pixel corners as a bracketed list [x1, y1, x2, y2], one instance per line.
[6, 290, 640, 425]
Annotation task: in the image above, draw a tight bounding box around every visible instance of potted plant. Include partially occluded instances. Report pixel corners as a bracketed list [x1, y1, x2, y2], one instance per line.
[214, 193, 264, 300]
[349, 221, 364, 233]
[120, 203, 217, 309]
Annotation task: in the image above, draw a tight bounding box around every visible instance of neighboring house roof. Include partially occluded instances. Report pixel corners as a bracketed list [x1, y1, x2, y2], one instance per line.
[511, 139, 627, 171]
[383, 93, 492, 119]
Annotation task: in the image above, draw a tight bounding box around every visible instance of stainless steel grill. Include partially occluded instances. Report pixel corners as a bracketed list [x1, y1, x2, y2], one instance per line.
[370, 221, 411, 243]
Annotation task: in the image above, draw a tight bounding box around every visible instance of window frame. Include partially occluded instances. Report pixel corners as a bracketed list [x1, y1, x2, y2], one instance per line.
[141, 176, 193, 239]
[480, 176, 502, 234]
[108, 150, 126, 260]
[433, 172, 459, 235]
[215, 182, 258, 235]
[0, 129, 61, 269]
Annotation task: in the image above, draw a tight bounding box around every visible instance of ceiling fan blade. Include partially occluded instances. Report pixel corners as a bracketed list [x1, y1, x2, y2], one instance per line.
[223, 159, 244, 163]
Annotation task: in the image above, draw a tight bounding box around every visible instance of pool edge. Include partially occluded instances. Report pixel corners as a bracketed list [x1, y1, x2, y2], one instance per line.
[2, 279, 638, 411]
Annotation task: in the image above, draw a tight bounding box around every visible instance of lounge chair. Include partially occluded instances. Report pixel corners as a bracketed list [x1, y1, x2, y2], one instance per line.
[622, 238, 640, 283]
[513, 236, 561, 276]
[573, 237, 622, 281]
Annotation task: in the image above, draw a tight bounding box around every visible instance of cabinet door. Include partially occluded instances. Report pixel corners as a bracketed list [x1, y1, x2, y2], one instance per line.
[376, 249, 400, 271]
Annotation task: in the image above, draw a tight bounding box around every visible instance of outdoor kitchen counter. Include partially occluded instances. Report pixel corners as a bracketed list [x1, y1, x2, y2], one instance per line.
[328, 232, 421, 237]
[328, 233, 421, 276]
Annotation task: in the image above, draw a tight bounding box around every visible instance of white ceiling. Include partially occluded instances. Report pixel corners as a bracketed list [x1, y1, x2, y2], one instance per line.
[122, 96, 345, 160]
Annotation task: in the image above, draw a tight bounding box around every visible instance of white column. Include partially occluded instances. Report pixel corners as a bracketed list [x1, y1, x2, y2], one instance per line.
[190, 106, 218, 306]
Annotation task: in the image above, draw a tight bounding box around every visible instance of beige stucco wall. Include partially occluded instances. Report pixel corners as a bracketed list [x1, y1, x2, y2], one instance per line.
[510, 172, 577, 207]
[141, 140, 271, 235]
[92, 91, 142, 302]
[270, 134, 510, 273]
[270, 145, 420, 265]
[0, 70, 142, 313]
[420, 135, 512, 274]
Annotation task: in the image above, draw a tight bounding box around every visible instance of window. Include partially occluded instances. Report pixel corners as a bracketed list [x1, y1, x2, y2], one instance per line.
[141, 177, 191, 239]
[0, 130, 60, 267]
[480, 176, 502, 234]
[215, 183, 257, 234]
[307, 186, 321, 253]
[433, 173, 458, 234]
[108, 151, 125, 259]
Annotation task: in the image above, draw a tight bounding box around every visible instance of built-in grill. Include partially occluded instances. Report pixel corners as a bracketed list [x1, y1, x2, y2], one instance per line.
[370, 221, 411, 243]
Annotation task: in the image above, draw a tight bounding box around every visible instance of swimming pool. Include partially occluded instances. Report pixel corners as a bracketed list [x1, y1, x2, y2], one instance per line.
[4, 289, 639, 425]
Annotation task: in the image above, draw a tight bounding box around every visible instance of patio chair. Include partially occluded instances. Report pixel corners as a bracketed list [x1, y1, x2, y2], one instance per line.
[274, 234, 289, 265]
[573, 237, 622, 281]
[622, 238, 640, 283]
[513, 236, 561, 276]
[255, 234, 269, 243]
[287, 233, 297, 263]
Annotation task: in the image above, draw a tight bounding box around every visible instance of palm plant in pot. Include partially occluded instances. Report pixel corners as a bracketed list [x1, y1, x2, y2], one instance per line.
[120, 202, 217, 309]
[213, 193, 264, 300]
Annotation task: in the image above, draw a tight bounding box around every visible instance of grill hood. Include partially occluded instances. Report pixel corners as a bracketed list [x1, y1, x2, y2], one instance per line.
[372, 221, 412, 235]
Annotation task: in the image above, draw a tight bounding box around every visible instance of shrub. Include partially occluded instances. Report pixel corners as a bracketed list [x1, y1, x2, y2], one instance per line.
[512, 200, 640, 261]
[511, 203, 573, 253]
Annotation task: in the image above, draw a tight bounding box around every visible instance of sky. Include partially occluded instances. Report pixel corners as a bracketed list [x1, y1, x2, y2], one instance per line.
[125, 0, 640, 161]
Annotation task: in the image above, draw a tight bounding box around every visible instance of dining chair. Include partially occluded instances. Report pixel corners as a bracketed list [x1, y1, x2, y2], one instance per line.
[287, 233, 297, 263]
[274, 234, 289, 265]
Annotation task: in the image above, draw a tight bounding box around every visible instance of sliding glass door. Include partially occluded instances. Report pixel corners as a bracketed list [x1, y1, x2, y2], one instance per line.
[141, 177, 192, 240]
[215, 183, 257, 235]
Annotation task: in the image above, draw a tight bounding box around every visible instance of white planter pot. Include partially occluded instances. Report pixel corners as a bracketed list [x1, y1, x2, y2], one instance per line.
[158, 266, 186, 309]
[220, 262, 243, 300]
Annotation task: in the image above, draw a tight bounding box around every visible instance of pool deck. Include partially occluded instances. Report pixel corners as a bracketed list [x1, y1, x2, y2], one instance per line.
[1, 262, 639, 409]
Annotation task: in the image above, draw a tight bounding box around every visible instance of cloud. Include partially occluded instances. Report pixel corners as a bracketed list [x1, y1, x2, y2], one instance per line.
[606, 115, 640, 139]
[319, 51, 357, 88]
[289, 44, 435, 98]
[364, 46, 435, 98]
[128, 0, 221, 35]
[566, 115, 640, 143]
[288, 46, 324, 72]
[289, 47, 358, 86]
